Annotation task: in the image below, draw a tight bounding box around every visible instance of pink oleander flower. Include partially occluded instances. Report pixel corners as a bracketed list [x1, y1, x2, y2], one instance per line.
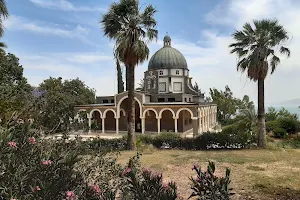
[8, 142, 17, 149]
[66, 191, 77, 200]
[163, 183, 170, 190]
[122, 167, 131, 175]
[151, 172, 161, 179]
[42, 160, 52, 165]
[32, 186, 41, 192]
[29, 137, 36, 144]
[194, 176, 199, 182]
[90, 184, 102, 195]
[142, 167, 151, 173]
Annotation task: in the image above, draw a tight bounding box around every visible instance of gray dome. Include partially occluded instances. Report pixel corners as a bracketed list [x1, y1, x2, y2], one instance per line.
[148, 35, 188, 70]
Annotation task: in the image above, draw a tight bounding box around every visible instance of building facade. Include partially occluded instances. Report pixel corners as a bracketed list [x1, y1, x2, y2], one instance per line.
[74, 35, 217, 135]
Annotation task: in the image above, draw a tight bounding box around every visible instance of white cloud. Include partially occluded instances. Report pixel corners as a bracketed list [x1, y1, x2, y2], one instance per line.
[4, 15, 97, 46]
[30, 0, 104, 12]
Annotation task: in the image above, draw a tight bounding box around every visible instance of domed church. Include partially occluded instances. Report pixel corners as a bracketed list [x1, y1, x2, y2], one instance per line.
[74, 35, 217, 136]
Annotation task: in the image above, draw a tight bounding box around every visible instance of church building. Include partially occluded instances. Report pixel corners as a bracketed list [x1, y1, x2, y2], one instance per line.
[74, 35, 217, 135]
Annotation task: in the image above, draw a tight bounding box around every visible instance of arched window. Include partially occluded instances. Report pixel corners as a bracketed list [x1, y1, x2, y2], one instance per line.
[176, 70, 179, 75]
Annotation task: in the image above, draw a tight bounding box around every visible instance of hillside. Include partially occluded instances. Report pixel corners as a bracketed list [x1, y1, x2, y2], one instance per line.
[279, 98, 300, 105]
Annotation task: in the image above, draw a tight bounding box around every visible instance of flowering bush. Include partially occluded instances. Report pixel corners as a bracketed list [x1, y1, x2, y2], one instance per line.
[0, 122, 118, 200]
[120, 153, 182, 200]
[189, 161, 234, 200]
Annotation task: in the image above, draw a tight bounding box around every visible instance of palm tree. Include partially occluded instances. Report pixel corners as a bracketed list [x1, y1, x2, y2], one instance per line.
[0, 0, 8, 55]
[0, 0, 8, 36]
[101, 0, 158, 150]
[0, 41, 6, 55]
[229, 19, 290, 148]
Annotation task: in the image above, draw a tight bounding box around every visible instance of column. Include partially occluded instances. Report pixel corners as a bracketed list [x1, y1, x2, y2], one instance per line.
[101, 117, 105, 134]
[157, 117, 161, 134]
[205, 115, 207, 132]
[115, 117, 119, 134]
[198, 115, 202, 134]
[174, 117, 178, 133]
[88, 117, 92, 133]
[141, 117, 145, 134]
[192, 117, 198, 137]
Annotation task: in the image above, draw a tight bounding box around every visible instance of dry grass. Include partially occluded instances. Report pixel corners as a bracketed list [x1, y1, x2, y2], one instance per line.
[117, 148, 300, 200]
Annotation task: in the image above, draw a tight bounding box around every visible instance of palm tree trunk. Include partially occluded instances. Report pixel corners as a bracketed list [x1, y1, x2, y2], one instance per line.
[117, 60, 124, 94]
[125, 65, 129, 91]
[257, 79, 266, 148]
[126, 65, 136, 150]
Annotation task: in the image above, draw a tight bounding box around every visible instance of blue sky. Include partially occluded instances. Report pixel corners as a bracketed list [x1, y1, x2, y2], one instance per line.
[3, 0, 300, 104]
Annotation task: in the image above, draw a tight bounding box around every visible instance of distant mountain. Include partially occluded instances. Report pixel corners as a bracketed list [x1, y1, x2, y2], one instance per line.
[279, 98, 300, 106]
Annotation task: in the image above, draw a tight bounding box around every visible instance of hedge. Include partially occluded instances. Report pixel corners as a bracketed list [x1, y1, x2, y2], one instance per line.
[137, 128, 254, 150]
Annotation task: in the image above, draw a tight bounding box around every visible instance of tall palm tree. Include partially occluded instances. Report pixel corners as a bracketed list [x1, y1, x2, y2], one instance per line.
[0, 0, 9, 55]
[0, 0, 8, 36]
[229, 19, 290, 148]
[101, 0, 158, 150]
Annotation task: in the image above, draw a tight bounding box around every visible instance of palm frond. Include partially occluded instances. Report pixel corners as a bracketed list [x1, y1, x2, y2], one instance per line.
[270, 55, 280, 74]
[0, 0, 8, 19]
[279, 46, 290, 57]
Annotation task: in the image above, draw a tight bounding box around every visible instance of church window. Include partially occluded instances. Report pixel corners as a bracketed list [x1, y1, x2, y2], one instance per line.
[159, 82, 166, 92]
[158, 98, 165, 102]
[189, 98, 191, 102]
[159, 71, 163, 75]
[184, 98, 187, 102]
[176, 70, 179, 75]
[168, 98, 175, 102]
[173, 82, 182, 92]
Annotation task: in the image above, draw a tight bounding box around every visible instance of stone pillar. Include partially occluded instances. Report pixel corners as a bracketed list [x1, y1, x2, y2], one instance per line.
[174, 117, 178, 133]
[141, 117, 145, 134]
[157, 117, 161, 134]
[116, 117, 119, 134]
[88, 117, 92, 133]
[192, 117, 198, 137]
[101, 117, 105, 134]
[199, 115, 202, 134]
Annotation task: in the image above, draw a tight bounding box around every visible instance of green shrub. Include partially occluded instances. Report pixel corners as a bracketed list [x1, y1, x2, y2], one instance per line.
[273, 127, 288, 139]
[137, 128, 253, 150]
[278, 118, 300, 134]
[189, 161, 234, 199]
[266, 120, 280, 133]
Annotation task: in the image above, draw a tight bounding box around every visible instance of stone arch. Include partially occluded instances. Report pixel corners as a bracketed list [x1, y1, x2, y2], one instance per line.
[143, 108, 158, 118]
[117, 96, 142, 118]
[103, 109, 117, 118]
[160, 108, 175, 132]
[120, 108, 126, 117]
[158, 108, 175, 118]
[90, 109, 103, 118]
[175, 108, 194, 119]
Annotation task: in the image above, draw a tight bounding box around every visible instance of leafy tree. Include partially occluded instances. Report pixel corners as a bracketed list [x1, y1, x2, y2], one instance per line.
[229, 19, 290, 148]
[101, 0, 158, 150]
[265, 107, 298, 121]
[115, 55, 124, 94]
[209, 85, 238, 123]
[237, 95, 255, 111]
[0, 53, 32, 122]
[32, 77, 95, 133]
